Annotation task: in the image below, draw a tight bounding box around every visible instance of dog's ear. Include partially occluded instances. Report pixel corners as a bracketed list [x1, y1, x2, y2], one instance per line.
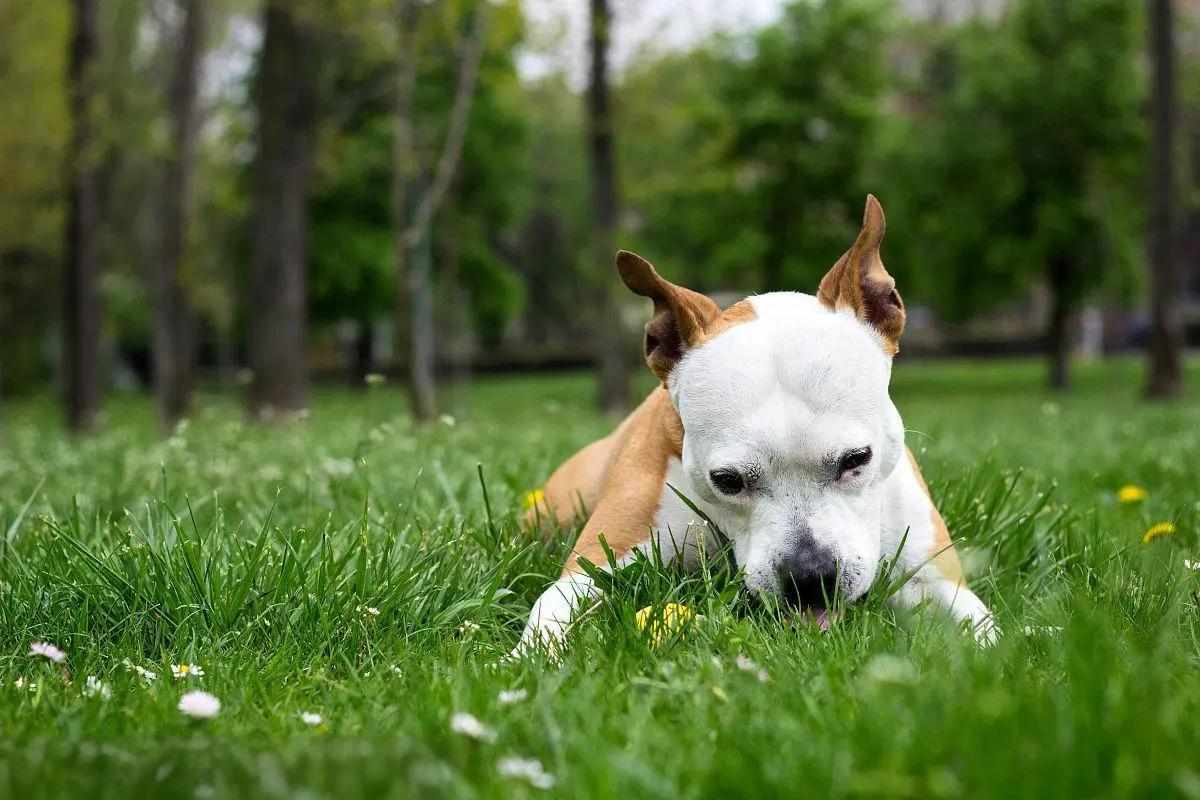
[816, 195, 906, 354]
[617, 250, 722, 383]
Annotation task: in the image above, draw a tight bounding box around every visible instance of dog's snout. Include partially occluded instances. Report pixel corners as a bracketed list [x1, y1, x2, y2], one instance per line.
[777, 547, 839, 610]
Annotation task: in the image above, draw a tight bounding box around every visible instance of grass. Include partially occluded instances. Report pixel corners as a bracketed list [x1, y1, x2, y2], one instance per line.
[1, 357, 1198, 799]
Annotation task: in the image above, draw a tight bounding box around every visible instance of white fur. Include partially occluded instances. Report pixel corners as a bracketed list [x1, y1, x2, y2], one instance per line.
[515, 291, 994, 655]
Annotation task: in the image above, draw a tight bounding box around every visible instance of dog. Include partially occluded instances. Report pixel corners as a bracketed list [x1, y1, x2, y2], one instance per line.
[515, 196, 994, 655]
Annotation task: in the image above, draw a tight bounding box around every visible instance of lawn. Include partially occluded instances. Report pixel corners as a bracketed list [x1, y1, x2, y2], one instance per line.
[1, 358, 1199, 799]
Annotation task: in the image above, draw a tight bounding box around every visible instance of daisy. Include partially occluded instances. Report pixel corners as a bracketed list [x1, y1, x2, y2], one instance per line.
[29, 641, 66, 663]
[299, 711, 323, 727]
[450, 711, 496, 742]
[497, 688, 528, 705]
[178, 690, 221, 719]
[497, 757, 555, 790]
[122, 659, 158, 683]
[735, 655, 770, 683]
[171, 663, 205, 679]
[83, 676, 112, 700]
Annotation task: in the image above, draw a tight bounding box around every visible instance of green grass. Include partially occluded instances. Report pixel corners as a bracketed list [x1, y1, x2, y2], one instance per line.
[1, 358, 1199, 799]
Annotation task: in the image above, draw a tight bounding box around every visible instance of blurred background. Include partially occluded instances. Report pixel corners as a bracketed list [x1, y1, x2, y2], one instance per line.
[0, 0, 1196, 432]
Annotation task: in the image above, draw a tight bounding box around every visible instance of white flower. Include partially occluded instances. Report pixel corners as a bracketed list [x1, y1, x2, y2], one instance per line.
[171, 663, 205, 679]
[450, 712, 495, 742]
[498, 689, 528, 705]
[735, 655, 769, 683]
[458, 621, 481, 635]
[122, 659, 158, 683]
[178, 690, 221, 719]
[14, 677, 36, 691]
[860, 654, 918, 685]
[389, 665, 403, 676]
[299, 711, 323, 726]
[497, 756, 555, 789]
[83, 676, 111, 700]
[439, 414, 457, 427]
[1185, 559, 1199, 571]
[29, 641, 66, 663]
[357, 605, 380, 617]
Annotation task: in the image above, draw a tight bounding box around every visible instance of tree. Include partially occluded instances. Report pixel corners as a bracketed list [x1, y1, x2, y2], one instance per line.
[884, 0, 1144, 388]
[724, 0, 892, 293]
[587, 0, 631, 414]
[392, 0, 488, 421]
[1145, 0, 1183, 398]
[154, 0, 206, 427]
[247, 1, 323, 418]
[64, 0, 103, 432]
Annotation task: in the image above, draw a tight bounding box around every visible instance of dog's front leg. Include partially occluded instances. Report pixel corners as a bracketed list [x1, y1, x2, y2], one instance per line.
[511, 572, 600, 658]
[888, 566, 997, 645]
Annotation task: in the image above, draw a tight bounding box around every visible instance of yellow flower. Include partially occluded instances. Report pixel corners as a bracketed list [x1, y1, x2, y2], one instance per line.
[1117, 485, 1148, 504]
[1142, 522, 1177, 544]
[521, 488, 545, 510]
[635, 603, 698, 647]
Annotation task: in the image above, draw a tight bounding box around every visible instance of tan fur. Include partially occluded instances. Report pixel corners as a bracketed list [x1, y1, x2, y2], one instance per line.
[905, 448, 965, 585]
[817, 195, 905, 355]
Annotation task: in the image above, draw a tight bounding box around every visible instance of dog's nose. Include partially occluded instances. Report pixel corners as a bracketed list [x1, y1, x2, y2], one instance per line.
[776, 548, 840, 610]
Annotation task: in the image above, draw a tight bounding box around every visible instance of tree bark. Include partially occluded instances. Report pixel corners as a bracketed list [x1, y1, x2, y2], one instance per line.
[1046, 254, 1076, 391]
[1145, 0, 1183, 399]
[154, 0, 205, 429]
[64, 0, 102, 433]
[247, 2, 320, 418]
[587, 0, 631, 414]
[393, 0, 488, 422]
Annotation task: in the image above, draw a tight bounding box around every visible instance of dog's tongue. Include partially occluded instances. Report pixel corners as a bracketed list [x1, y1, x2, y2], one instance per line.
[803, 607, 841, 632]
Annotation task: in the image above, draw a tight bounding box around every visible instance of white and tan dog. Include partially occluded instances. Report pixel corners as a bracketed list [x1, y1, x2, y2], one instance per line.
[516, 196, 993, 655]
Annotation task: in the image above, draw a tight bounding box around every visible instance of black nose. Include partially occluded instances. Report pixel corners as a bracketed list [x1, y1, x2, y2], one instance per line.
[777, 549, 840, 610]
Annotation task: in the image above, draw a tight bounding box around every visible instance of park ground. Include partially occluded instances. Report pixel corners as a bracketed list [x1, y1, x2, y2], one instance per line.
[1, 357, 1199, 799]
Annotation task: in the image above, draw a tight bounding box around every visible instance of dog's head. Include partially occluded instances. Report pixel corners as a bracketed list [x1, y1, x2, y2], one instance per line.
[619, 195, 906, 613]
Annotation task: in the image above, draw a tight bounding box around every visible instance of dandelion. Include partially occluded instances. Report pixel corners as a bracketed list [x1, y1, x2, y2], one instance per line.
[122, 659, 158, 683]
[497, 756, 556, 790]
[635, 603, 699, 647]
[29, 641, 66, 663]
[1143, 521, 1177, 544]
[1117, 485, 1148, 504]
[171, 663, 205, 679]
[299, 711, 323, 727]
[450, 711, 496, 742]
[735, 655, 770, 683]
[497, 688, 528, 705]
[521, 488, 545, 510]
[178, 690, 221, 719]
[83, 676, 111, 700]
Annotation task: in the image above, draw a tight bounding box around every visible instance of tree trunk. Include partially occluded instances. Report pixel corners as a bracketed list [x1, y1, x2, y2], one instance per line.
[1046, 255, 1076, 391]
[587, 0, 631, 414]
[1145, 0, 1183, 399]
[154, 0, 205, 429]
[64, 0, 102, 433]
[350, 318, 375, 387]
[247, 2, 320, 418]
[392, 0, 487, 422]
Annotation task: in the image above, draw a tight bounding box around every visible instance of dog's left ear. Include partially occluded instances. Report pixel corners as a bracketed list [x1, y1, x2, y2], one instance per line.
[817, 195, 906, 354]
[617, 250, 722, 383]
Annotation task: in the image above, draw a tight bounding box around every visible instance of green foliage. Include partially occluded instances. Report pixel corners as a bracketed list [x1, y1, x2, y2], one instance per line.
[1, 360, 1200, 796]
[881, 0, 1145, 321]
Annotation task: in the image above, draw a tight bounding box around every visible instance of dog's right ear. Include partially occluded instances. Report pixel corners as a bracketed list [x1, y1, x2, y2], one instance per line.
[617, 250, 722, 383]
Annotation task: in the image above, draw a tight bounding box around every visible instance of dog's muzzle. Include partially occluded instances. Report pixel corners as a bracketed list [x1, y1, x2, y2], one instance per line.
[776, 546, 840, 610]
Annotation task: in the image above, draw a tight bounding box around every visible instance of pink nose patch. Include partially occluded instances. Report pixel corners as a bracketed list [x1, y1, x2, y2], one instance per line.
[803, 607, 841, 632]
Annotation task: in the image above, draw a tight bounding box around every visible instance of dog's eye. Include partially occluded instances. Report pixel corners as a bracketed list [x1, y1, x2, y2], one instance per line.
[837, 447, 873, 478]
[709, 468, 745, 496]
